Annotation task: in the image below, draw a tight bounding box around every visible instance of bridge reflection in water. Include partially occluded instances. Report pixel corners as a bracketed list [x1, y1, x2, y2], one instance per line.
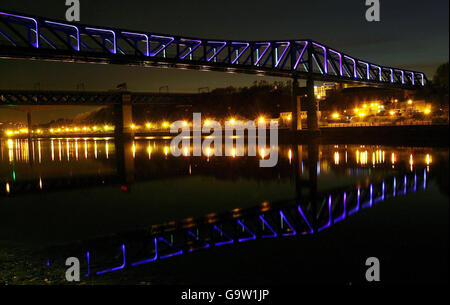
[0, 137, 433, 277]
[62, 170, 426, 277]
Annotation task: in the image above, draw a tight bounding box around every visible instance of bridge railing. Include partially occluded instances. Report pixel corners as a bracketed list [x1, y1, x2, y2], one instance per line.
[0, 10, 427, 88]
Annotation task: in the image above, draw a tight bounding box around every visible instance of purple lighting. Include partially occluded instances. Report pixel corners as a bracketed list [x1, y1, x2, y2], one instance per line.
[404, 175, 407, 194]
[414, 173, 417, 192]
[254, 42, 271, 66]
[279, 210, 296, 236]
[213, 225, 234, 246]
[312, 42, 328, 74]
[150, 35, 175, 57]
[344, 55, 357, 78]
[293, 41, 308, 70]
[318, 196, 332, 232]
[96, 244, 126, 275]
[0, 10, 426, 88]
[329, 49, 343, 76]
[259, 215, 277, 238]
[370, 184, 373, 206]
[158, 237, 183, 259]
[187, 231, 210, 251]
[131, 237, 158, 266]
[45, 21, 80, 51]
[179, 38, 202, 60]
[423, 169, 427, 189]
[409, 71, 415, 85]
[371, 65, 382, 81]
[297, 205, 314, 234]
[237, 220, 256, 242]
[393, 177, 397, 197]
[85, 252, 90, 277]
[359, 61, 370, 80]
[85, 27, 117, 54]
[334, 192, 346, 223]
[121, 31, 149, 56]
[349, 188, 360, 216]
[395, 69, 405, 84]
[231, 42, 250, 64]
[274, 42, 290, 68]
[0, 12, 39, 48]
[206, 41, 227, 62]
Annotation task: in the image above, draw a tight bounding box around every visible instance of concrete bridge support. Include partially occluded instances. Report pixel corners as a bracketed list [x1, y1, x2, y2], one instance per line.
[291, 78, 301, 131]
[291, 77, 318, 131]
[113, 92, 135, 187]
[305, 78, 319, 131]
[114, 92, 134, 139]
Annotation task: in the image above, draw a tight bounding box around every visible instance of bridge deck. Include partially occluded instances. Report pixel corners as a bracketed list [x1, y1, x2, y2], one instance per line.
[0, 10, 427, 89]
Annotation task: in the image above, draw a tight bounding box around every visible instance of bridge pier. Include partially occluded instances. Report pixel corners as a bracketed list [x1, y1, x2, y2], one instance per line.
[291, 77, 318, 131]
[291, 78, 301, 131]
[114, 92, 134, 139]
[305, 78, 318, 131]
[113, 92, 135, 187]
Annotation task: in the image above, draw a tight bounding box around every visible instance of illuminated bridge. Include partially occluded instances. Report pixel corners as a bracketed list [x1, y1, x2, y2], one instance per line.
[0, 10, 428, 131]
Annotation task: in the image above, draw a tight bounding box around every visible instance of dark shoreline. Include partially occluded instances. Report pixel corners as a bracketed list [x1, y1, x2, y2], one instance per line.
[306, 124, 449, 147]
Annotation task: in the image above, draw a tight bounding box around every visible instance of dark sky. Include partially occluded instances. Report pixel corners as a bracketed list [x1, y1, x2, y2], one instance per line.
[0, 0, 448, 122]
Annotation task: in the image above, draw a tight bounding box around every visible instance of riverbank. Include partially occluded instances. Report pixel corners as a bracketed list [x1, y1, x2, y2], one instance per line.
[1, 124, 448, 147]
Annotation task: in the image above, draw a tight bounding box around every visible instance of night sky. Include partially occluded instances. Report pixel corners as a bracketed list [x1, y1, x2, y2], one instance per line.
[0, 0, 448, 123]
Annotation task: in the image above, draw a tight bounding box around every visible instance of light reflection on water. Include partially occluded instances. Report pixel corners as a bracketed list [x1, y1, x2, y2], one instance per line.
[0, 137, 446, 199]
[0, 137, 442, 182]
[0, 137, 447, 248]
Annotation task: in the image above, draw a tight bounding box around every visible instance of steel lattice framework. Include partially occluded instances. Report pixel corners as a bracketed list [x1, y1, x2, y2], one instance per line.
[0, 90, 199, 105]
[0, 10, 426, 89]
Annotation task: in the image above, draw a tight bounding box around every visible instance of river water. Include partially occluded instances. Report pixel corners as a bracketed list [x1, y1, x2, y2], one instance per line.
[0, 137, 448, 284]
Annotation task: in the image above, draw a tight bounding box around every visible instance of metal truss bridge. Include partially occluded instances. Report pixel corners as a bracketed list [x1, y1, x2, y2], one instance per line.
[0, 90, 200, 106]
[0, 10, 427, 89]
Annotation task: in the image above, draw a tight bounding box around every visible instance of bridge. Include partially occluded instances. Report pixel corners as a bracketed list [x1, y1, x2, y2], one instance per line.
[0, 10, 428, 132]
[0, 90, 203, 137]
[0, 90, 201, 105]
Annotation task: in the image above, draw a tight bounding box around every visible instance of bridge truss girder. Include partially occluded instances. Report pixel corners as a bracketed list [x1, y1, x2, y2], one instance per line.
[0, 10, 427, 89]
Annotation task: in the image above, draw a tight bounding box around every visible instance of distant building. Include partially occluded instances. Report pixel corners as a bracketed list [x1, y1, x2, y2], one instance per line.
[314, 85, 326, 99]
[314, 82, 363, 100]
